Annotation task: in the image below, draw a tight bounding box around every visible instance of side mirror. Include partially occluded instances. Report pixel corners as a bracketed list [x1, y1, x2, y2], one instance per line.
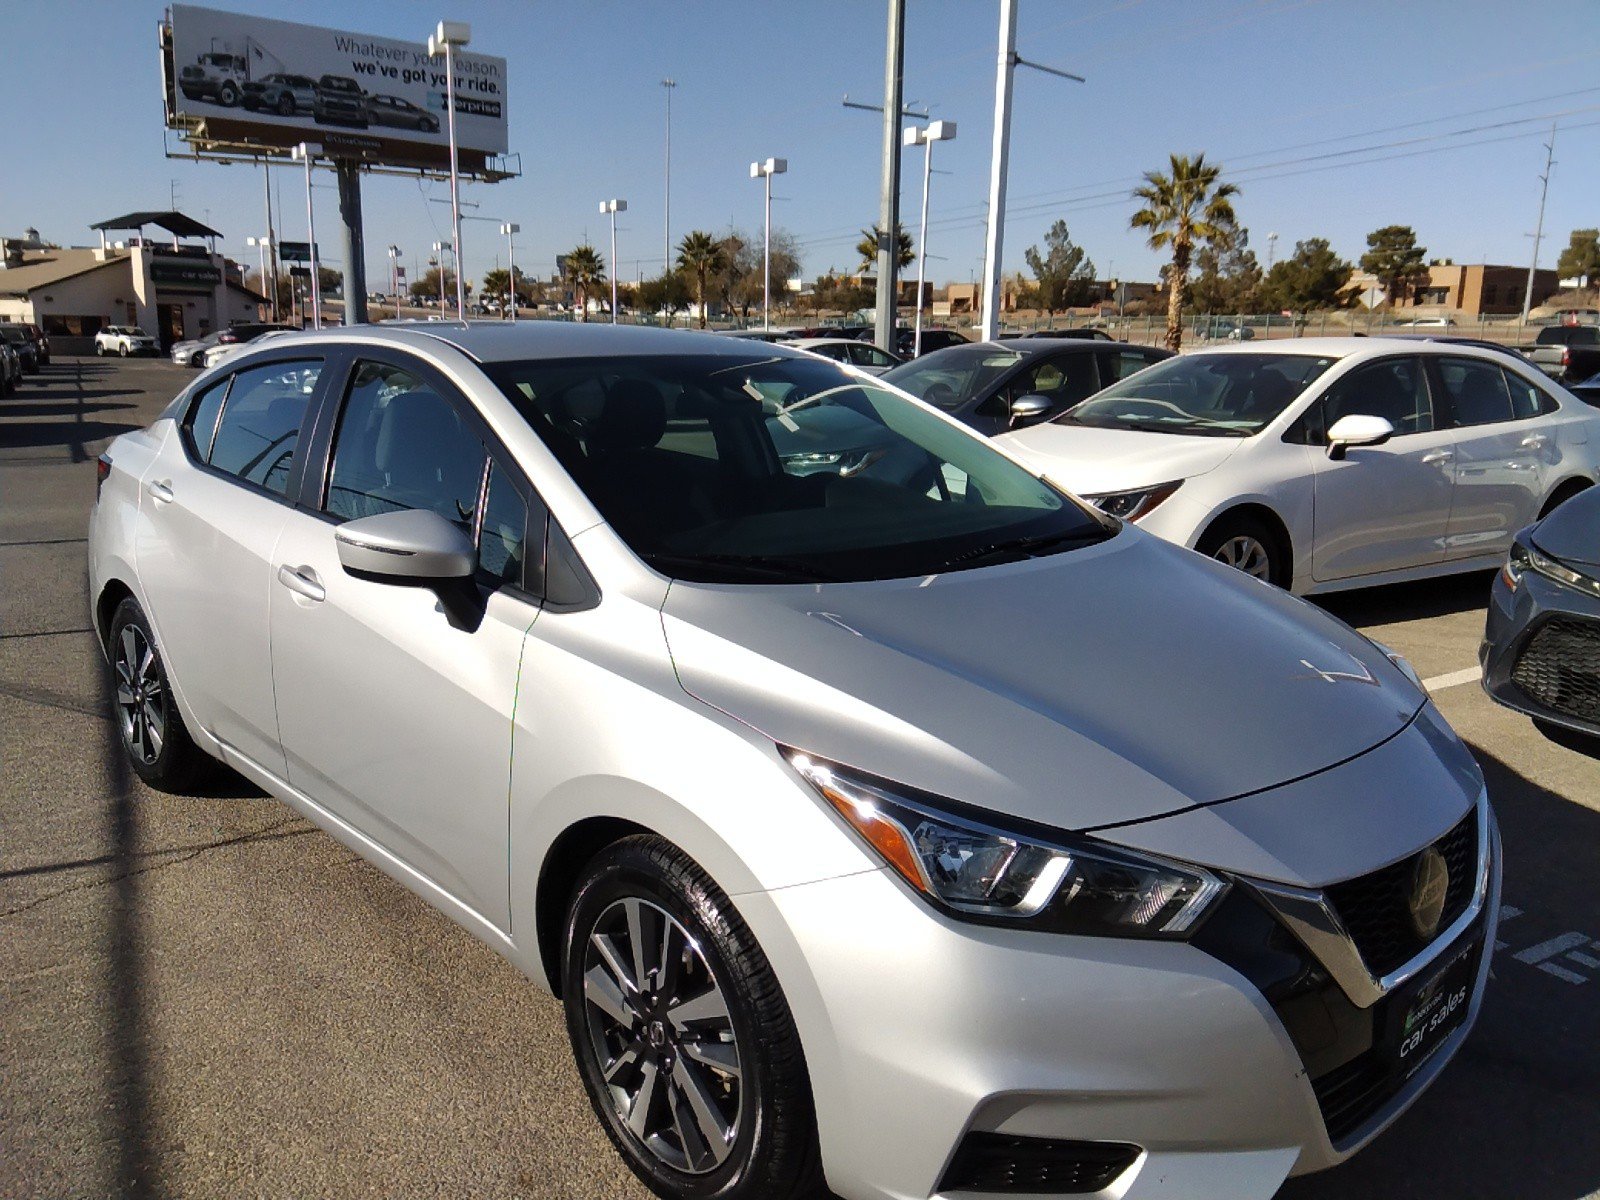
[335, 509, 474, 582]
[1009, 394, 1053, 427]
[1326, 413, 1395, 461]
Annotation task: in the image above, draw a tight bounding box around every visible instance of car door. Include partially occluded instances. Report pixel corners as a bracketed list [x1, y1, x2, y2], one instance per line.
[132, 355, 327, 776]
[1430, 355, 1551, 560]
[267, 352, 538, 933]
[1307, 355, 1456, 582]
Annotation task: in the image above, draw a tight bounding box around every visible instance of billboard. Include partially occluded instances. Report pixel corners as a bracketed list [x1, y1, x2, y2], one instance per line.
[166, 5, 508, 170]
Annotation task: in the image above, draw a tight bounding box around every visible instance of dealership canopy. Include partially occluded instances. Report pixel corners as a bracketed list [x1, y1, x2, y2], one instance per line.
[91, 212, 225, 241]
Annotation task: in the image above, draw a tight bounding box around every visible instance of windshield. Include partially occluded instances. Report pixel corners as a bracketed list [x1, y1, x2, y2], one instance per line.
[1058, 352, 1337, 437]
[487, 353, 1111, 584]
[881, 344, 1023, 411]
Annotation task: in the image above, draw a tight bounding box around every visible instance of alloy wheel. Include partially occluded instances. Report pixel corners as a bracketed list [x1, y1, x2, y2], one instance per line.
[1214, 535, 1272, 580]
[581, 896, 744, 1175]
[114, 624, 165, 765]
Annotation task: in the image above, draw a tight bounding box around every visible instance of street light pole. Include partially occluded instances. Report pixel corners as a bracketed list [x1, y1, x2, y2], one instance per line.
[749, 159, 788, 330]
[433, 242, 453, 311]
[500, 223, 520, 321]
[429, 21, 471, 322]
[246, 236, 269, 317]
[874, 0, 905, 353]
[292, 142, 322, 329]
[903, 121, 956, 356]
[662, 78, 677, 277]
[599, 201, 626, 324]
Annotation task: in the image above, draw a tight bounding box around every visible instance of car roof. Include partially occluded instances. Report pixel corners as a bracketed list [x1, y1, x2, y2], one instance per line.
[247, 320, 822, 364]
[791, 337, 872, 348]
[1178, 335, 1523, 362]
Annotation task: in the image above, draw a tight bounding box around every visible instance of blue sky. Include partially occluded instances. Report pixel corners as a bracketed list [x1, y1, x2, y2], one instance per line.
[2, 0, 1596, 292]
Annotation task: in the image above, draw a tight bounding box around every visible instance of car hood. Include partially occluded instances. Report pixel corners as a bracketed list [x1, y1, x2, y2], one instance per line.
[1531, 485, 1600, 567]
[661, 529, 1424, 831]
[995, 423, 1243, 494]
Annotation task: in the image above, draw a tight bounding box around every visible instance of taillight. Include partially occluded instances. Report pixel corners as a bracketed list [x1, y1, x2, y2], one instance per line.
[96, 454, 111, 501]
[1562, 347, 1571, 367]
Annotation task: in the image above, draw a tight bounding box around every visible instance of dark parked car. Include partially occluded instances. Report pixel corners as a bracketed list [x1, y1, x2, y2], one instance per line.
[314, 76, 369, 128]
[897, 327, 969, 357]
[1567, 370, 1600, 407]
[1483, 483, 1600, 754]
[367, 93, 440, 132]
[882, 338, 1171, 435]
[1001, 328, 1114, 342]
[1522, 324, 1600, 382]
[1388, 334, 1529, 360]
[242, 73, 320, 116]
[0, 340, 20, 395]
[0, 326, 40, 373]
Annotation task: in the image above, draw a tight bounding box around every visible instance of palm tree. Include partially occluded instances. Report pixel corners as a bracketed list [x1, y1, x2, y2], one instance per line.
[562, 244, 606, 322]
[1130, 153, 1239, 352]
[677, 231, 727, 329]
[855, 224, 914, 274]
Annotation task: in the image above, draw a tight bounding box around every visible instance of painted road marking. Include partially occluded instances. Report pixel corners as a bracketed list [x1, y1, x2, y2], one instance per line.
[1423, 666, 1482, 691]
[1514, 932, 1594, 983]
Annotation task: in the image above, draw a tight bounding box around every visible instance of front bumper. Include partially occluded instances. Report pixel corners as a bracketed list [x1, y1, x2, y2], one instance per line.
[1482, 560, 1600, 739]
[742, 808, 1501, 1200]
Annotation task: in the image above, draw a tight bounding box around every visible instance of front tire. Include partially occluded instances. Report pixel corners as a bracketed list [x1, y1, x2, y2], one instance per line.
[107, 598, 216, 792]
[1197, 514, 1287, 587]
[119, 344, 129, 358]
[562, 836, 824, 1200]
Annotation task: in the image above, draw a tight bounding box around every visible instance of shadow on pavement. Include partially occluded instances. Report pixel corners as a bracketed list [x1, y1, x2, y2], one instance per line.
[1279, 743, 1600, 1200]
[1313, 570, 1498, 627]
[2, 401, 140, 420]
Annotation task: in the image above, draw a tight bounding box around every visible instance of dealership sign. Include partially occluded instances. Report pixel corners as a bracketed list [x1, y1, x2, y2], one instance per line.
[165, 5, 508, 169]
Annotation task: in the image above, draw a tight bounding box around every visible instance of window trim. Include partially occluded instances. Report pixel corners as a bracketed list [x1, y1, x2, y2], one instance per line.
[1426, 353, 1533, 430]
[176, 352, 331, 506]
[1285, 353, 1436, 446]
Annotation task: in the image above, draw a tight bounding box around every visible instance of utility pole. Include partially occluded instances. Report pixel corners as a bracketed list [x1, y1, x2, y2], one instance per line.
[1522, 122, 1557, 323]
[662, 78, 677, 276]
[874, 0, 906, 352]
[261, 158, 279, 322]
[429, 21, 472, 323]
[979, 0, 1084, 341]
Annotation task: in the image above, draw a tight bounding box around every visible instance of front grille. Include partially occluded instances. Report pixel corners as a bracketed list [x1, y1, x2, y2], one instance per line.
[1310, 1046, 1392, 1144]
[1511, 614, 1600, 727]
[937, 1132, 1140, 1194]
[1324, 809, 1478, 977]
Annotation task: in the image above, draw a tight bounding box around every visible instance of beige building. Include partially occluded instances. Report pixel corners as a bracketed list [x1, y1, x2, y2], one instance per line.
[1348, 262, 1562, 316]
[0, 213, 265, 352]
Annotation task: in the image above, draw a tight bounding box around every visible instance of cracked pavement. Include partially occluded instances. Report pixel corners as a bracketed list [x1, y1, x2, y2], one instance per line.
[2, 358, 1597, 1200]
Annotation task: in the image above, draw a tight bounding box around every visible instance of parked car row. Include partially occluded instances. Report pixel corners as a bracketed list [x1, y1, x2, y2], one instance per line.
[94, 326, 161, 357]
[179, 63, 441, 133]
[170, 323, 299, 368]
[0, 323, 49, 375]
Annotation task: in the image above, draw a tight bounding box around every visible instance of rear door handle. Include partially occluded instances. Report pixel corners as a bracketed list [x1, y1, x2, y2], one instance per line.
[1421, 450, 1454, 465]
[146, 479, 174, 504]
[1521, 434, 1549, 450]
[276, 564, 326, 603]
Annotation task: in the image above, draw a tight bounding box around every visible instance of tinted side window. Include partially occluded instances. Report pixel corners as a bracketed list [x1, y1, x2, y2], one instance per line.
[183, 377, 229, 461]
[1100, 349, 1161, 384]
[1013, 353, 1098, 406]
[325, 360, 485, 533]
[1501, 366, 1553, 420]
[207, 360, 321, 495]
[477, 460, 528, 589]
[1436, 357, 1514, 427]
[1321, 357, 1433, 435]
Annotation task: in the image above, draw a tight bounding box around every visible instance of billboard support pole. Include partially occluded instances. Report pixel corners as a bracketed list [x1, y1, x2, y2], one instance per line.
[262, 159, 279, 323]
[293, 142, 323, 330]
[337, 160, 368, 325]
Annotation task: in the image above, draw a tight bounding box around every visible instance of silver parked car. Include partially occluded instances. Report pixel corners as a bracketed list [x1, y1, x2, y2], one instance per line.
[89, 324, 1499, 1200]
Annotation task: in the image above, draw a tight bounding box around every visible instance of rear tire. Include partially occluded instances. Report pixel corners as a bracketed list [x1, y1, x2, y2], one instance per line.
[107, 598, 217, 793]
[1539, 480, 1592, 520]
[1197, 513, 1288, 587]
[562, 835, 825, 1200]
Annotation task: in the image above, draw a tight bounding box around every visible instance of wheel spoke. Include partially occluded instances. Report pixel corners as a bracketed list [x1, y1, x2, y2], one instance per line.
[623, 897, 653, 994]
[667, 984, 729, 1033]
[673, 1057, 733, 1166]
[603, 1042, 642, 1085]
[115, 682, 136, 711]
[119, 627, 138, 672]
[584, 963, 637, 1029]
[591, 932, 640, 998]
[682, 1037, 741, 1080]
[143, 705, 164, 755]
[138, 644, 157, 685]
[625, 1059, 660, 1140]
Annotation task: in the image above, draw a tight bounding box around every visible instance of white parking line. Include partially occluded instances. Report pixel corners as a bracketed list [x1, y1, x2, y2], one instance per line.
[1423, 667, 1482, 692]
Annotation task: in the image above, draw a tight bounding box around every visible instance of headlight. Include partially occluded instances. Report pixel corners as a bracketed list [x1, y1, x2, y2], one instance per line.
[780, 448, 887, 477]
[1082, 481, 1182, 522]
[1505, 537, 1599, 597]
[783, 749, 1226, 937]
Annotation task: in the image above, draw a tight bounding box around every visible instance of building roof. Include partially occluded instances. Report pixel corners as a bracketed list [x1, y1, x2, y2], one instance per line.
[0, 248, 127, 297]
[90, 211, 224, 240]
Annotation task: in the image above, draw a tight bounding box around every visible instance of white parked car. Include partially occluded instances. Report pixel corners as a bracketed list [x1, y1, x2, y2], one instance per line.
[201, 329, 294, 369]
[996, 337, 1599, 593]
[95, 326, 160, 357]
[789, 337, 904, 375]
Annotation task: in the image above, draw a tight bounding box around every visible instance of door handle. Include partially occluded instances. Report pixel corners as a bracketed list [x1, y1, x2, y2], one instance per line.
[276, 564, 326, 603]
[1421, 450, 1454, 465]
[146, 479, 174, 504]
[1521, 434, 1549, 450]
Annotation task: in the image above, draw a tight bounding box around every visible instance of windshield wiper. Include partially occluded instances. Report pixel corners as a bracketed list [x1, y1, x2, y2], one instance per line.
[939, 528, 1108, 569]
[642, 552, 843, 583]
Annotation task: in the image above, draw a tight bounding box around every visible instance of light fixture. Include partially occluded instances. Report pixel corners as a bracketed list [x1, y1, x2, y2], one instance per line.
[749, 158, 788, 330]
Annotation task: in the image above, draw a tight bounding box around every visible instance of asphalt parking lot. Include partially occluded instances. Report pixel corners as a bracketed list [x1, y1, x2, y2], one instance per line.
[2, 356, 1597, 1200]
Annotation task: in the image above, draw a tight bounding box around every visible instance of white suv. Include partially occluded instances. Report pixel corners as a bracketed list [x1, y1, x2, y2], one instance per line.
[95, 326, 160, 357]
